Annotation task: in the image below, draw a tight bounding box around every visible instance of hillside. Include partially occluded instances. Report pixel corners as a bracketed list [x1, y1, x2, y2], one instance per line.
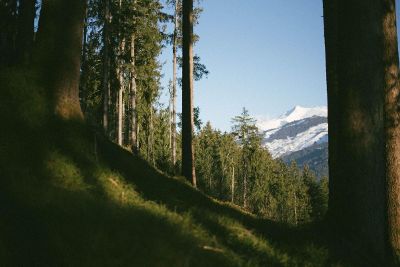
[0, 71, 362, 266]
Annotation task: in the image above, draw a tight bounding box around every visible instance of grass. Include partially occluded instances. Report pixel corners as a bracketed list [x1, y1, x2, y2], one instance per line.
[0, 68, 355, 266]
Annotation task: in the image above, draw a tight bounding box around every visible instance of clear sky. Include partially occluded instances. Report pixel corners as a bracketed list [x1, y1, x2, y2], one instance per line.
[159, 1, 399, 132]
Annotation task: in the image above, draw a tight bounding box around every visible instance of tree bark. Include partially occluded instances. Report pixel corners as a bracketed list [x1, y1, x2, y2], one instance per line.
[117, 40, 125, 146]
[130, 34, 138, 154]
[16, 0, 36, 64]
[171, 0, 179, 169]
[0, 0, 18, 66]
[150, 107, 155, 166]
[102, 0, 111, 134]
[80, 5, 88, 114]
[323, 0, 400, 262]
[116, 0, 125, 146]
[243, 172, 247, 208]
[294, 190, 297, 226]
[231, 165, 235, 203]
[35, 0, 85, 119]
[181, 0, 196, 186]
[383, 0, 400, 262]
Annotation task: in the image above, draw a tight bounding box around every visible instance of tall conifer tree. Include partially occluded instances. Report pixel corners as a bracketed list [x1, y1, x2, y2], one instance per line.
[181, 0, 196, 186]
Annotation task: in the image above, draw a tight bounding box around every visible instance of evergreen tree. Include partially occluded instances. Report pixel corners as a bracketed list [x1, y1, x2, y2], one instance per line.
[303, 165, 327, 221]
[232, 107, 259, 208]
[181, 0, 196, 186]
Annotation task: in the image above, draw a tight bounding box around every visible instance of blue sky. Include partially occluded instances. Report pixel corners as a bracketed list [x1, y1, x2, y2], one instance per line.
[159, 1, 399, 131]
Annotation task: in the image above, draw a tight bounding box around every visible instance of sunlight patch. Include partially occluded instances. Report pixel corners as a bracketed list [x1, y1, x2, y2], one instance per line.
[45, 150, 88, 191]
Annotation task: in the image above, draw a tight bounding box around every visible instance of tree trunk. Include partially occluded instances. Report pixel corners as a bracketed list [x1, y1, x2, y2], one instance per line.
[0, 0, 18, 66]
[117, 43, 124, 146]
[243, 173, 247, 209]
[171, 0, 179, 168]
[181, 0, 196, 186]
[116, 0, 124, 146]
[117, 67, 124, 146]
[169, 84, 172, 149]
[231, 165, 235, 203]
[80, 5, 88, 114]
[102, 0, 111, 134]
[16, 0, 36, 64]
[323, 0, 399, 262]
[383, 0, 400, 262]
[130, 34, 138, 154]
[137, 123, 140, 151]
[294, 190, 297, 226]
[150, 107, 155, 166]
[35, 0, 85, 119]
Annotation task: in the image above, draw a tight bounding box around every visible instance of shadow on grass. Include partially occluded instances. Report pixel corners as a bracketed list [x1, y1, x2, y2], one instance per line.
[0, 67, 371, 266]
[0, 119, 238, 266]
[0, 71, 235, 266]
[98, 135, 349, 266]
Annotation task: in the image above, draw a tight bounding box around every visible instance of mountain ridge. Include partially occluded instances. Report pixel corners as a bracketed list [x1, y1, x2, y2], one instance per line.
[257, 106, 328, 177]
[257, 105, 327, 133]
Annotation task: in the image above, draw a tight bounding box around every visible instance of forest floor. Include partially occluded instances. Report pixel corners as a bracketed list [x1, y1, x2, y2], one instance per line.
[0, 69, 356, 266]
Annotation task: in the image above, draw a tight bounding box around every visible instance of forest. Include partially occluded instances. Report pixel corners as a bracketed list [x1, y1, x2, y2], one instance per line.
[1, 0, 400, 266]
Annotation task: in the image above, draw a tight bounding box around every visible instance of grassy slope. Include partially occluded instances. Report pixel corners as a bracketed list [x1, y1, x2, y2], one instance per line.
[0, 69, 351, 266]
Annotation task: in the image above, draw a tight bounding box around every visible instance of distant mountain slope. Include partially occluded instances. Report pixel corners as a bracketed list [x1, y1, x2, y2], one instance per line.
[258, 106, 328, 158]
[257, 106, 328, 177]
[264, 116, 327, 142]
[262, 117, 328, 158]
[282, 142, 329, 179]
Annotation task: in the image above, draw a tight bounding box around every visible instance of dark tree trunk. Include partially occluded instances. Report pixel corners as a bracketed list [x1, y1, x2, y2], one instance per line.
[16, 0, 36, 64]
[35, 0, 85, 120]
[171, 0, 179, 169]
[117, 38, 125, 146]
[80, 4, 89, 114]
[130, 34, 138, 154]
[323, 0, 400, 263]
[181, 0, 196, 186]
[103, 0, 111, 134]
[383, 0, 400, 262]
[116, 0, 124, 146]
[0, 0, 18, 66]
[231, 165, 235, 203]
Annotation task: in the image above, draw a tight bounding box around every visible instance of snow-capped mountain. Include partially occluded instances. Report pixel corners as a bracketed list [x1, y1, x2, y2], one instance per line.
[257, 105, 327, 134]
[257, 106, 328, 177]
[257, 106, 328, 158]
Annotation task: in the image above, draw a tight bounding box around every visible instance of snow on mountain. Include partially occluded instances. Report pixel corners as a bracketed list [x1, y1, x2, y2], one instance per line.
[257, 105, 327, 132]
[264, 122, 328, 158]
[257, 106, 328, 158]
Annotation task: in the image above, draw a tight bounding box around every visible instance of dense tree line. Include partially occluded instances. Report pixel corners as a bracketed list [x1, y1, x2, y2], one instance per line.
[78, 0, 208, 175]
[194, 108, 328, 224]
[79, 0, 165, 161]
[75, 0, 329, 225]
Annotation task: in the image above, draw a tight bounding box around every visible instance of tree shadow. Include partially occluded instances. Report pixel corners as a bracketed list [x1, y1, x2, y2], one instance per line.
[0, 66, 363, 265]
[98, 135, 348, 266]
